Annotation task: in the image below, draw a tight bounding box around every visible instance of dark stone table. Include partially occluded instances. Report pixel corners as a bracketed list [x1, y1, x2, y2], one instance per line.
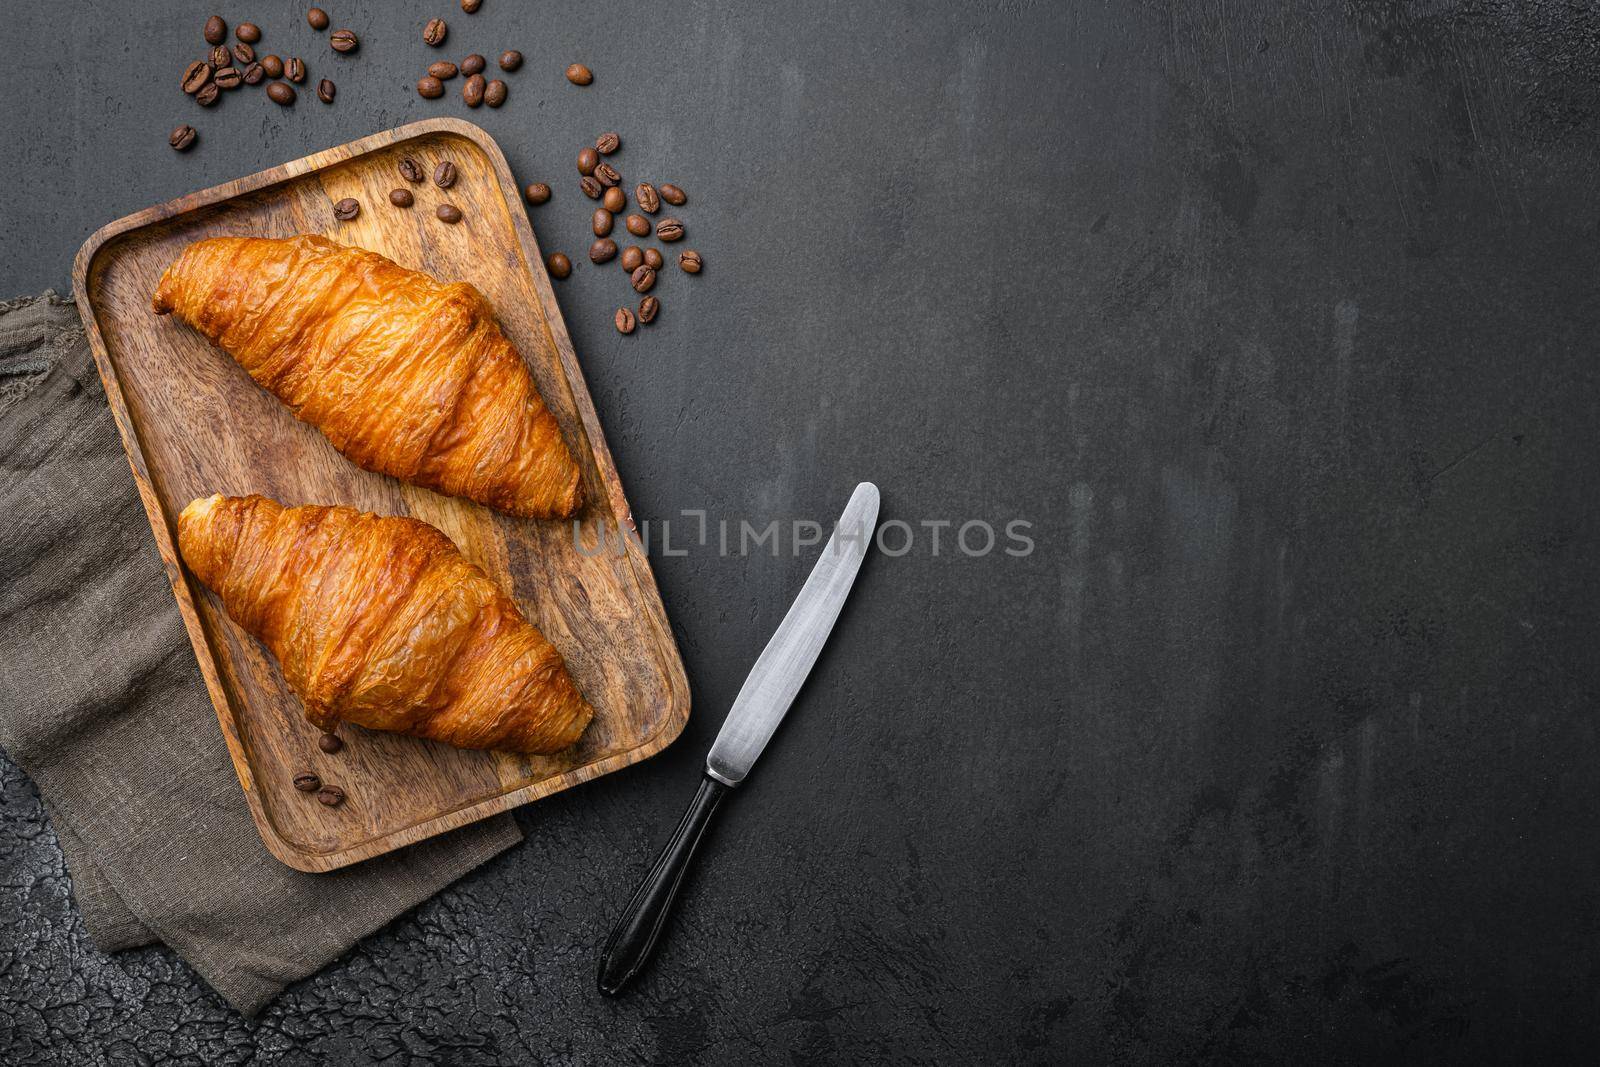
[4, 1, 1599, 1061]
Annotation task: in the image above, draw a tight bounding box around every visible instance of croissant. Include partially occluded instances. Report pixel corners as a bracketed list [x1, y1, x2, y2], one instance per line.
[152, 234, 582, 519]
[177, 493, 593, 753]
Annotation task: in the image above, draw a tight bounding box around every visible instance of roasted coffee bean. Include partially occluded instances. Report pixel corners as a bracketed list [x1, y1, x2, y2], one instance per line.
[307, 8, 330, 31]
[243, 62, 264, 85]
[330, 29, 358, 53]
[614, 307, 636, 334]
[181, 61, 211, 94]
[576, 147, 598, 176]
[267, 80, 296, 105]
[484, 79, 507, 107]
[169, 124, 198, 151]
[620, 246, 644, 272]
[635, 182, 660, 213]
[602, 186, 626, 213]
[566, 63, 593, 85]
[318, 732, 344, 753]
[499, 50, 522, 71]
[655, 218, 684, 241]
[293, 772, 321, 792]
[231, 42, 254, 65]
[595, 131, 620, 155]
[210, 44, 231, 69]
[630, 265, 656, 293]
[638, 295, 659, 324]
[203, 15, 227, 45]
[236, 22, 261, 44]
[460, 53, 487, 76]
[659, 183, 687, 206]
[213, 66, 242, 89]
[317, 78, 335, 103]
[287, 57, 306, 82]
[579, 175, 602, 199]
[461, 0, 482, 11]
[462, 73, 485, 107]
[196, 82, 220, 106]
[389, 188, 415, 208]
[424, 18, 448, 47]
[333, 197, 360, 221]
[399, 157, 424, 183]
[417, 75, 444, 99]
[643, 247, 663, 270]
[524, 182, 551, 205]
[625, 213, 650, 237]
[433, 161, 457, 188]
[594, 162, 620, 187]
[592, 209, 613, 237]
[589, 238, 617, 263]
[436, 203, 463, 224]
[428, 60, 458, 80]
[678, 249, 703, 273]
[317, 785, 346, 807]
[261, 54, 283, 78]
[546, 252, 571, 278]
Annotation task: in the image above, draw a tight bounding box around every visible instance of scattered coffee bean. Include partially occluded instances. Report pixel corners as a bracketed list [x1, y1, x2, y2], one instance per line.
[592, 209, 613, 237]
[317, 78, 335, 103]
[399, 157, 424, 183]
[499, 50, 523, 71]
[261, 54, 284, 78]
[461, 53, 487, 76]
[436, 203, 464, 224]
[287, 57, 306, 82]
[195, 82, 220, 107]
[236, 22, 261, 44]
[417, 75, 445, 99]
[428, 60, 458, 80]
[243, 61, 265, 85]
[546, 252, 572, 278]
[596, 132, 620, 155]
[602, 186, 626, 213]
[389, 188, 415, 208]
[630, 265, 656, 293]
[625, 213, 650, 237]
[317, 785, 346, 807]
[484, 79, 507, 107]
[214, 66, 242, 89]
[318, 732, 344, 753]
[614, 307, 636, 334]
[655, 218, 684, 241]
[293, 772, 321, 792]
[462, 73, 485, 107]
[462, 0, 482, 11]
[524, 182, 551, 205]
[169, 124, 198, 151]
[580, 175, 603, 199]
[232, 42, 255, 65]
[330, 29, 358, 53]
[308, 7, 330, 31]
[577, 147, 598, 176]
[204, 15, 227, 45]
[181, 61, 211, 94]
[678, 249, 702, 273]
[595, 162, 620, 187]
[424, 18, 448, 46]
[210, 44, 231, 69]
[638, 295, 660, 324]
[333, 197, 360, 221]
[267, 80, 296, 105]
[643, 247, 663, 270]
[434, 161, 457, 188]
[635, 182, 660, 213]
[620, 246, 644, 272]
[566, 63, 594, 85]
[589, 238, 617, 263]
[659, 183, 687, 206]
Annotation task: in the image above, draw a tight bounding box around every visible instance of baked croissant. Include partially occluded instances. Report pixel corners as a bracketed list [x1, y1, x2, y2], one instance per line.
[178, 493, 593, 754]
[152, 234, 582, 519]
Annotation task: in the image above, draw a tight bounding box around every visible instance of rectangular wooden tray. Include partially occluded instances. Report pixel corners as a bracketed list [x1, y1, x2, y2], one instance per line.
[71, 118, 689, 872]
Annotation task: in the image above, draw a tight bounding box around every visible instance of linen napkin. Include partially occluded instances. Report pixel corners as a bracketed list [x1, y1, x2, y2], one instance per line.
[0, 293, 522, 1015]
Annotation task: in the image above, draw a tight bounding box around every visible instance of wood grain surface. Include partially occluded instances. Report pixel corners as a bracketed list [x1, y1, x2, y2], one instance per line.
[70, 118, 689, 873]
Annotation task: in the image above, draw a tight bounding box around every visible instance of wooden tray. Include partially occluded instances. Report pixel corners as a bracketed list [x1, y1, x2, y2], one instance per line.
[71, 118, 689, 872]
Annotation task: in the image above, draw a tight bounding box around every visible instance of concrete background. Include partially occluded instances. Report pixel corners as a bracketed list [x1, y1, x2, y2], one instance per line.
[4, 0, 1600, 1062]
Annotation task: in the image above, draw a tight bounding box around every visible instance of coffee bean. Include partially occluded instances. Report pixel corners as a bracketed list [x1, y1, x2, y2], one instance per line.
[434, 161, 457, 188]
[417, 75, 444, 99]
[592, 209, 613, 237]
[399, 157, 424, 183]
[655, 218, 684, 241]
[210, 44, 231, 69]
[196, 82, 220, 107]
[602, 186, 626, 213]
[596, 131, 620, 155]
[635, 182, 660, 213]
[333, 197, 360, 221]
[461, 53, 486, 76]
[317, 785, 346, 807]
[484, 79, 507, 107]
[330, 29, 358, 53]
[625, 213, 650, 237]
[678, 249, 703, 273]
[595, 162, 620, 187]
[318, 732, 343, 753]
[169, 124, 197, 151]
[261, 54, 283, 78]
[308, 8, 330, 31]
[204, 15, 226, 45]
[630, 265, 656, 293]
[462, 73, 485, 107]
[659, 183, 687, 206]
[389, 188, 415, 208]
[643, 248, 663, 270]
[638, 295, 660, 324]
[566, 63, 593, 86]
[294, 772, 321, 792]
[243, 61, 264, 85]
[236, 22, 261, 44]
[232, 42, 254, 65]
[579, 175, 602, 199]
[428, 60, 458, 80]
[614, 307, 636, 334]
[181, 61, 211, 94]
[317, 78, 335, 103]
[436, 203, 464, 224]
[287, 57, 305, 82]
[424, 18, 448, 47]
[499, 50, 523, 71]
[589, 238, 617, 263]
[267, 80, 296, 105]
[546, 252, 571, 278]
[462, 0, 482, 11]
[524, 182, 551, 205]
[620, 246, 644, 272]
[577, 148, 598, 176]
[213, 66, 242, 89]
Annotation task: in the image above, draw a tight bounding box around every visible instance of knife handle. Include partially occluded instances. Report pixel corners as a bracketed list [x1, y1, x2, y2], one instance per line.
[598, 773, 729, 996]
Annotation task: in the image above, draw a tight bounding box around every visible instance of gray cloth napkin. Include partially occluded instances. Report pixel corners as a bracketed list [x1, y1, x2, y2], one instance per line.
[0, 293, 522, 1016]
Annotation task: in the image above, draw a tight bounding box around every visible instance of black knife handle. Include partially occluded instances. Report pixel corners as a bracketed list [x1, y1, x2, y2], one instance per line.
[598, 773, 730, 996]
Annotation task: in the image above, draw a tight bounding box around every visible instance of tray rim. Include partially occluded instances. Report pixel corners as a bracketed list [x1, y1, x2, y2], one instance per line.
[69, 117, 690, 873]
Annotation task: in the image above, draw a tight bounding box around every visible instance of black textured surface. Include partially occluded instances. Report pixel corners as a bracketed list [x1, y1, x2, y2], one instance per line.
[4, 0, 1600, 1061]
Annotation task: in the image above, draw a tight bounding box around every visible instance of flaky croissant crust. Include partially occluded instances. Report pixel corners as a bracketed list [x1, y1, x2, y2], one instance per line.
[178, 493, 593, 754]
[153, 234, 582, 519]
